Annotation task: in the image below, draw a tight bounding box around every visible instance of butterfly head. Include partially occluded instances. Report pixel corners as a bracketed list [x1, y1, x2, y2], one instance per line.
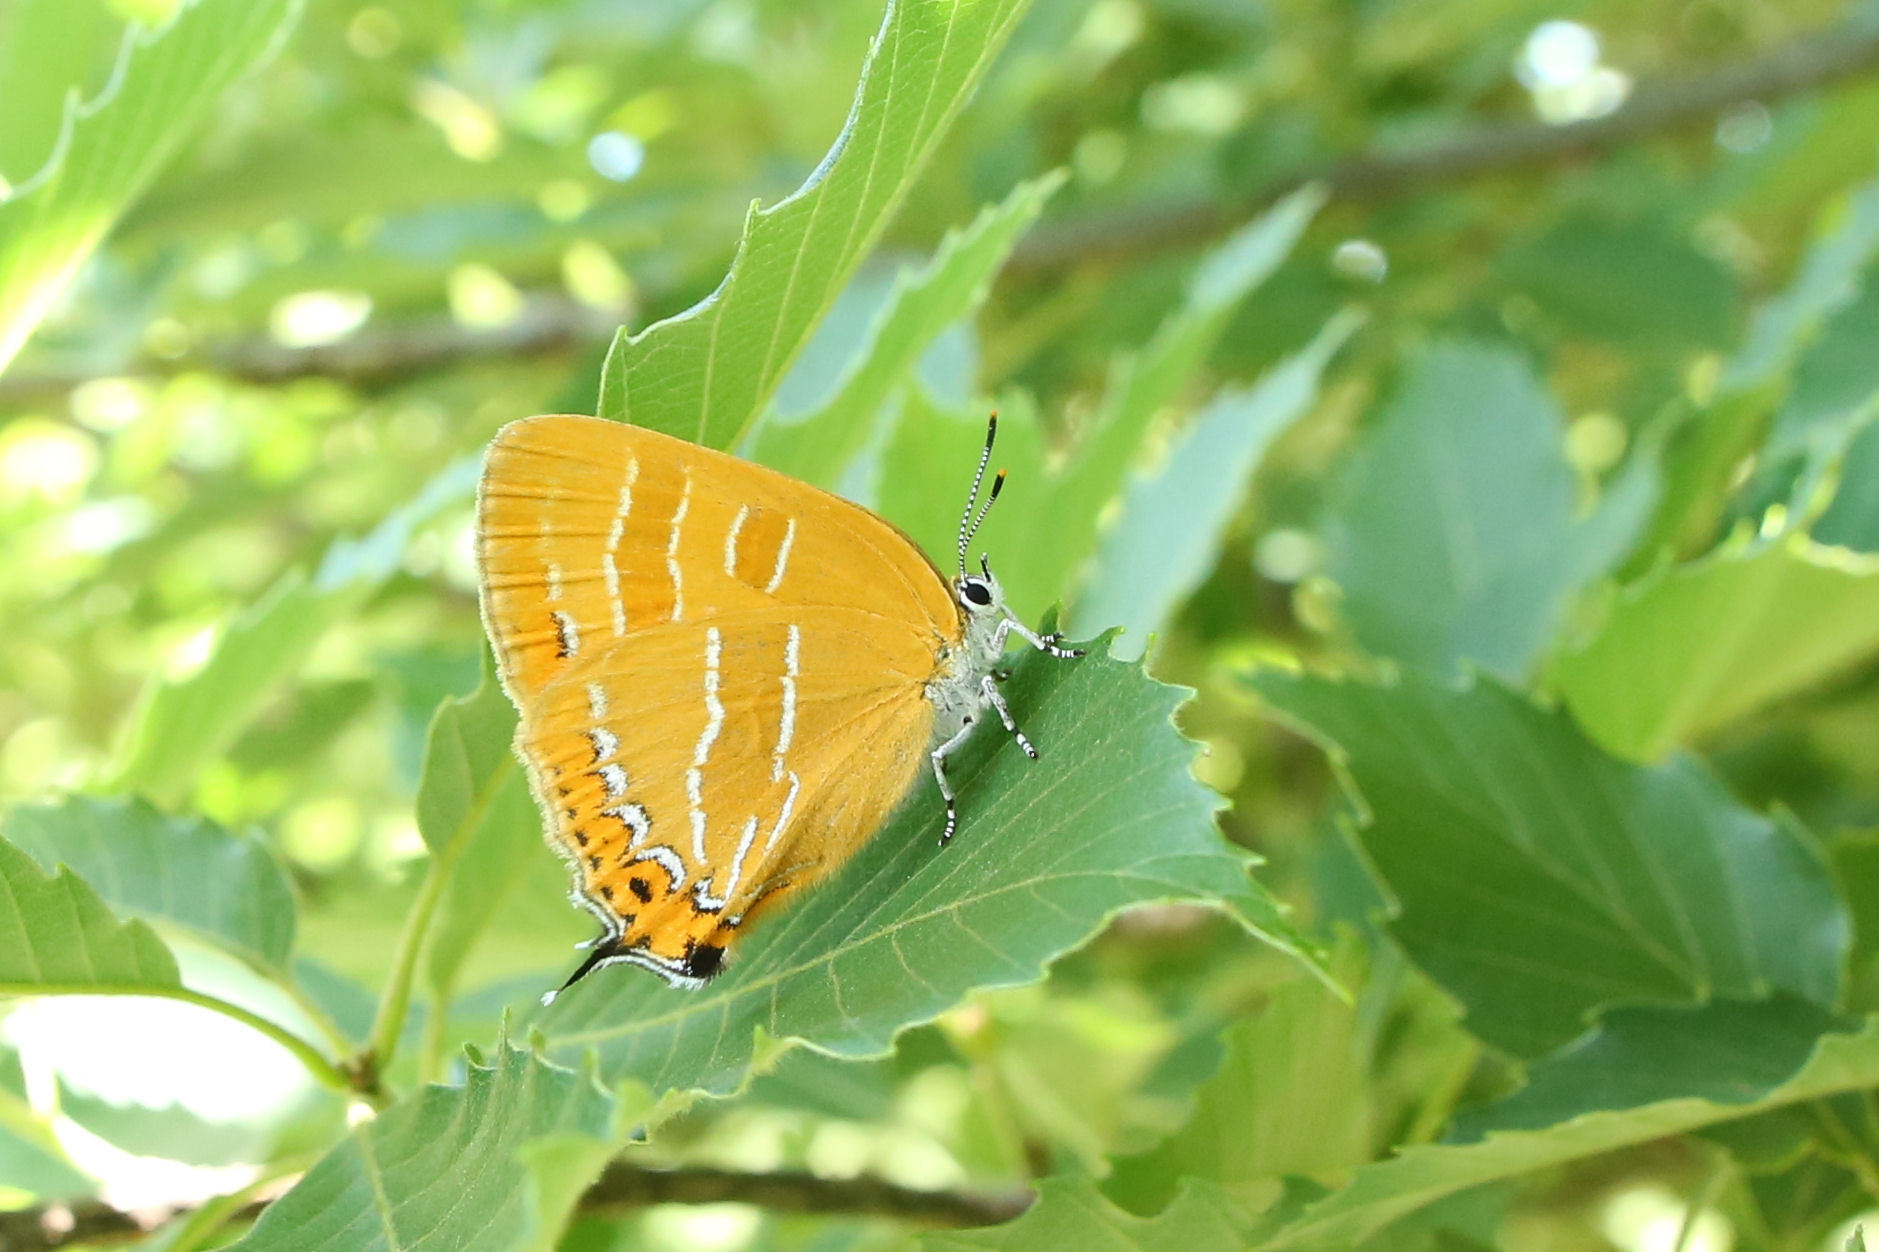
[955, 552, 1006, 619]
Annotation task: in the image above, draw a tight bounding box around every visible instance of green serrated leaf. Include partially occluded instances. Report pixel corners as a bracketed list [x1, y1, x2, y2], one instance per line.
[107, 457, 478, 806]
[0, 834, 179, 994]
[1252, 1019, 1879, 1249]
[924, 1178, 1251, 1252]
[1452, 995, 1851, 1140]
[1555, 536, 1879, 761]
[1321, 342, 1657, 681]
[597, 0, 1034, 450]
[1069, 310, 1359, 655]
[223, 1043, 613, 1252]
[1249, 669, 1849, 1059]
[538, 640, 1302, 1098]
[416, 672, 540, 1010]
[749, 170, 1064, 486]
[1, 795, 295, 975]
[0, 0, 305, 374]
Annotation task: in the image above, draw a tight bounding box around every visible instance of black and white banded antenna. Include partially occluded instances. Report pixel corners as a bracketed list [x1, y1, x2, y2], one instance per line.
[956, 412, 1005, 579]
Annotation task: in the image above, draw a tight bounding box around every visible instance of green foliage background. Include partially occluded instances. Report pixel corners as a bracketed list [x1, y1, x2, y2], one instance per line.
[3, 0, 1879, 1249]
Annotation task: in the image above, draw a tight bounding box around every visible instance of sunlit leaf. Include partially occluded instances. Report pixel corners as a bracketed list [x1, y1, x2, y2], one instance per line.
[749, 170, 1064, 486]
[0, 834, 179, 994]
[1250, 669, 1848, 1059]
[1321, 342, 1657, 680]
[1, 795, 295, 975]
[538, 638, 1308, 1098]
[0, 0, 305, 374]
[224, 1043, 614, 1252]
[597, 0, 1036, 451]
[1250, 1020, 1879, 1250]
[1555, 536, 1879, 761]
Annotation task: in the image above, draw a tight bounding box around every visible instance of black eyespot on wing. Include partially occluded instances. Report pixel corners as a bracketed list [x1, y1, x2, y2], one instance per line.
[962, 580, 992, 607]
[685, 943, 725, 981]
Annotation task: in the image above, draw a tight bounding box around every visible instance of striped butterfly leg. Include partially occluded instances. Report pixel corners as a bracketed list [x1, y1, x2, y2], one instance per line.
[932, 621, 1085, 845]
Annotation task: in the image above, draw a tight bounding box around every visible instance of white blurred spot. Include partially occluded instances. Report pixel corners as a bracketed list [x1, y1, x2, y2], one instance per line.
[1255, 529, 1321, 583]
[413, 79, 502, 161]
[1332, 238, 1388, 284]
[64, 499, 154, 555]
[1601, 1183, 1734, 1252]
[1517, 22, 1631, 123]
[446, 264, 523, 329]
[1517, 21, 1601, 89]
[1716, 102, 1773, 153]
[587, 130, 645, 183]
[642, 1204, 761, 1252]
[0, 421, 98, 504]
[269, 290, 372, 348]
[1141, 74, 1247, 135]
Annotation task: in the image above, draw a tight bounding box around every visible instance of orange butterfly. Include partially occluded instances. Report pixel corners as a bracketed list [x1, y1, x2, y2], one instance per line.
[475, 414, 1080, 997]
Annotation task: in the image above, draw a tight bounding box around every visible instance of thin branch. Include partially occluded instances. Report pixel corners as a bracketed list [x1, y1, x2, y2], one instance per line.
[0, 1163, 1032, 1250]
[1008, 12, 1879, 273]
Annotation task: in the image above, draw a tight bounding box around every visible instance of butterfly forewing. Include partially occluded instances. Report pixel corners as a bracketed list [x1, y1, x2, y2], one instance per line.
[477, 415, 959, 981]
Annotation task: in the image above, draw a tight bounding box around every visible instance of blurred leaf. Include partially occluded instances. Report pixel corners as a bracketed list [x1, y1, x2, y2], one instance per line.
[1498, 216, 1737, 349]
[1726, 173, 1879, 393]
[1768, 271, 1879, 460]
[1624, 393, 1770, 573]
[924, 1178, 1249, 1251]
[539, 638, 1308, 1098]
[1024, 186, 1324, 610]
[1070, 309, 1359, 655]
[224, 1043, 613, 1252]
[1106, 971, 1368, 1215]
[597, 0, 1036, 450]
[1321, 342, 1657, 680]
[876, 190, 1325, 621]
[1852, 1224, 1870, 1252]
[1249, 669, 1848, 1059]
[0, 0, 305, 374]
[749, 170, 1064, 486]
[0, 833, 179, 993]
[108, 457, 477, 807]
[0, 1069, 91, 1201]
[1251, 1020, 1879, 1250]
[1452, 995, 1851, 1140]
[1817, 419, 1879, 552]
[415, 672, 541, 1014]
[1, 795, 295, 975]
[1555, 536, 1879, 761]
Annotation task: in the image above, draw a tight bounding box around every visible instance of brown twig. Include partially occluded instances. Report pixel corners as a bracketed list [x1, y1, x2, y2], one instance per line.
[2, 14, 1877, 404]
[0, 1163, 1032, 1250]
[1007, 12, 1879, 273]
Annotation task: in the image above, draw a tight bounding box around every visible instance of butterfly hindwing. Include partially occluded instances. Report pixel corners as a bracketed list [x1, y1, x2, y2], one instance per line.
[477, 415, 959, 984]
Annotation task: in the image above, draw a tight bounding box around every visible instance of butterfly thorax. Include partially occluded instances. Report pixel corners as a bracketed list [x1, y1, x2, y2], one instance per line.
[925, 571, 1007, 745]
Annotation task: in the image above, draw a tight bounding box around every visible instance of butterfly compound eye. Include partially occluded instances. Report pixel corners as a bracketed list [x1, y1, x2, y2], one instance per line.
[962, 580, 993, 607]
